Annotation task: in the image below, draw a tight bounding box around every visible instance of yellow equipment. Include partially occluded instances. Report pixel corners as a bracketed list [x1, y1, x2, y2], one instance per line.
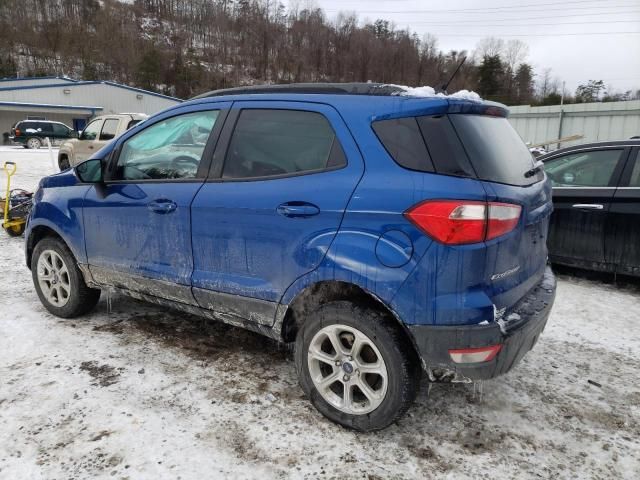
[2, 161, 29, 237]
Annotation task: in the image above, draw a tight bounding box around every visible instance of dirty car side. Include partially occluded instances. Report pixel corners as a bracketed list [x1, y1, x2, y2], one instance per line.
[25, 87, 556, 429]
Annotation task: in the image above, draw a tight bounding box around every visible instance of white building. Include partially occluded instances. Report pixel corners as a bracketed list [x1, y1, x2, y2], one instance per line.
[0, 76, 181, 140]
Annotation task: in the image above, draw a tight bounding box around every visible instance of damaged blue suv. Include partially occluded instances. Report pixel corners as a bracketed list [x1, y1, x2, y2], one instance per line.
[26, 83, 556, 431]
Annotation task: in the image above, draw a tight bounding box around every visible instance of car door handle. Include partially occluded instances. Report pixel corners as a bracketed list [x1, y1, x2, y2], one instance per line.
[148, 199, 177, 214]
[572, 203, 604, 210]
[276, 202, 320, 218]
[88, 145, 94, 149]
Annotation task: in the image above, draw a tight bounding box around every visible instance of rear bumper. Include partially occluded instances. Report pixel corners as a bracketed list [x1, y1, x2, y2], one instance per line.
[407, 266, 556, 381]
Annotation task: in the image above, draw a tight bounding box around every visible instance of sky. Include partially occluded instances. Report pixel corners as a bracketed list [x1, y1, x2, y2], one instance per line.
[284, 0, 640, 95]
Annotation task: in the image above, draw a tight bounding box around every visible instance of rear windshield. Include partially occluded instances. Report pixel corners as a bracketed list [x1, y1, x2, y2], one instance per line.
[373, 113, 542, 186]
[449, 115, 542, 186]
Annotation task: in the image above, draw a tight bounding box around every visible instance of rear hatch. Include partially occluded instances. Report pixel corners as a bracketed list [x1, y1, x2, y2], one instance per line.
[447, 107, 552, 312]
[374, 99, 552, 319]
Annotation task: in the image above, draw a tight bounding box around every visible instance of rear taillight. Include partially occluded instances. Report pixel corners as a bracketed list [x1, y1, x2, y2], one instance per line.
[449, 345, 502, 364]
[15, 129, 21, 136]
[404, 200, 521, 245]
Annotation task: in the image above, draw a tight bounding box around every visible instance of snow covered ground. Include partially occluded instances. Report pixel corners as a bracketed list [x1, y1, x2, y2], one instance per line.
[0, 146, 639, 479]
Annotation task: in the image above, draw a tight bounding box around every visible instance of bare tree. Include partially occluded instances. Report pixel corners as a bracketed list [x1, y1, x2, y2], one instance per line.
[473, 37, 504, 61]
[503, 39, 528, 72]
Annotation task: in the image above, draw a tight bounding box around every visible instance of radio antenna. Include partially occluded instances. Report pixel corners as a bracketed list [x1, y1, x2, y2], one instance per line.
[440, 56, 467, 94]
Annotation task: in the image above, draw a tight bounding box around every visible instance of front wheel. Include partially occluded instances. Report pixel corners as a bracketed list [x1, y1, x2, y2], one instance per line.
[31, 237, 101, 318]
[26, 137, 42, 149]
[295, 301, 420, 431]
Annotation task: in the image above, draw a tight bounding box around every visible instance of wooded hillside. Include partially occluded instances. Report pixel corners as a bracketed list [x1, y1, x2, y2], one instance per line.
[0, 0, 635, 104]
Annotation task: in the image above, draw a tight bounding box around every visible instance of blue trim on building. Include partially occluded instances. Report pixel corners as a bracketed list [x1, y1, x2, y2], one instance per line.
[0, 101, 103, 112]
[0, 79, 182, 102]
[0, 76, 78, 83]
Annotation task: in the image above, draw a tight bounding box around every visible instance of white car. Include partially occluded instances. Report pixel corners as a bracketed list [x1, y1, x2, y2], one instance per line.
[58, 113, 147, 170]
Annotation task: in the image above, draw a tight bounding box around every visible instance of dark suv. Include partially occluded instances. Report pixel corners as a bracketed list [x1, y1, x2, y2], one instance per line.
[25, 83, 556, 431]
[10, 120, 76, 149]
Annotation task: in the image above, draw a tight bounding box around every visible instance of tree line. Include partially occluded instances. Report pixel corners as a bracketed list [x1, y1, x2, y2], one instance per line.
[0, 0, 637, 104]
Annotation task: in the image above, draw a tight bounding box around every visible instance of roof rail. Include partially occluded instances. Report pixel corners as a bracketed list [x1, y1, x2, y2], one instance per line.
[193, 82, 406, 99]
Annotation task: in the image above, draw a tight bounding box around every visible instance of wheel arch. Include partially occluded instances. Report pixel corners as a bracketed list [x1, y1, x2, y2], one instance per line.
[26, 223, 77, 269]
[280, 280, 421, 365]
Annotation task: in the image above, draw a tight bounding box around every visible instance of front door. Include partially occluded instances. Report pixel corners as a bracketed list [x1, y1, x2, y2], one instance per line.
[190, 102, 364, 324]
[75, 118, 104, 163]
[83, 106, 228, 304]
[545, 147, 627, 269]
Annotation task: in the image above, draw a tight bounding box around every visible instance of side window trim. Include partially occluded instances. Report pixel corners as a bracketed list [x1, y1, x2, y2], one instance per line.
[104, 107, 230, 183]
[210, 106, 348, 182]
[617, 147, 640, 187]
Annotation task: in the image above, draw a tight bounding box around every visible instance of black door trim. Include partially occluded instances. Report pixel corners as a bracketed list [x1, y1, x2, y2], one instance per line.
[192, 287, 278, 327]
[88, 265, 197, 306]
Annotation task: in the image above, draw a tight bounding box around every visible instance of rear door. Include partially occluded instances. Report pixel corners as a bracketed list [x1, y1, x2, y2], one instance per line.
[51, 123, 72, 145]
[543, 147, 627, 270]
[37, 122, 54, 141]
[190, 102, 364, 325]
[607, 148, 640, 275]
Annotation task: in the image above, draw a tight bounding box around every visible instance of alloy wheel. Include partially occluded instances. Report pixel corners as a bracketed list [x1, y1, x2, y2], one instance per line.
[37, 249, 71, 307]
[307, 324, 388, 414]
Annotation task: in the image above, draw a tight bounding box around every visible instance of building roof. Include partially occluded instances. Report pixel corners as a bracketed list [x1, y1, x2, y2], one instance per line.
[0, 77, 181, 102]
[0, 75, 78, 84]
[0, 100, 102, 113]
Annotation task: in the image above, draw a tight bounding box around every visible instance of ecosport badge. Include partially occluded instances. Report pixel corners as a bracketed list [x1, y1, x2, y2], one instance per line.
[491, 265, 521, 281]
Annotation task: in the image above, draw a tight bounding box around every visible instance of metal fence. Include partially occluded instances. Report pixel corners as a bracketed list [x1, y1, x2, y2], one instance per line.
[508, 100, 640, 150]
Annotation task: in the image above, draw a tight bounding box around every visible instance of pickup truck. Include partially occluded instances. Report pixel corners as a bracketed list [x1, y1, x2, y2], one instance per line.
[58, 113, 147, 170]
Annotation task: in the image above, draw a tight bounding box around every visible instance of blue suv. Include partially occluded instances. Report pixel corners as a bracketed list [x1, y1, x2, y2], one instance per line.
[25, 83, 556, 431]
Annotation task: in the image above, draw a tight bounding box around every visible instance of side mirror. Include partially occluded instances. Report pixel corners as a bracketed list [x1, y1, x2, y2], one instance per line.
[70, 130, 79, 139]
[75, 158, 104, 183]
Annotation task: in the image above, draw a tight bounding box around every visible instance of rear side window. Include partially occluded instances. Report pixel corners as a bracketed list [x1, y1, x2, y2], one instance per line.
[16, 122, 38, 135]
[222, 109, 346, 179]
[372, 117, 434, 172]
[449, 115, 540, 186]
[100, 119, 119, 141]
[37, 122, 54, 133]
[52, 123, 69, 136]
[417, 115, 476, 177]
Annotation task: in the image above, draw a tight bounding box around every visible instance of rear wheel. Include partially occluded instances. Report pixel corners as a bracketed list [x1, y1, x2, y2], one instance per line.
[26, 137, 42, 149]
[295, 301, 420, 431]
[31, 237, 101, 318]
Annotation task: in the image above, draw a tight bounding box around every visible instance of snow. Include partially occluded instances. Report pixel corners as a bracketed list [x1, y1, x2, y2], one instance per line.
[1, 146, 639, 479]
[389, 84, 483, 101]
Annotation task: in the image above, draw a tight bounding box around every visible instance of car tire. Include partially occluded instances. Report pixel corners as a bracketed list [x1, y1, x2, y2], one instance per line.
[295, 301, 420, 431]
[26, 137, 42, 149]
[31, 236, 101, 318]
[58, 156, 70, 171]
